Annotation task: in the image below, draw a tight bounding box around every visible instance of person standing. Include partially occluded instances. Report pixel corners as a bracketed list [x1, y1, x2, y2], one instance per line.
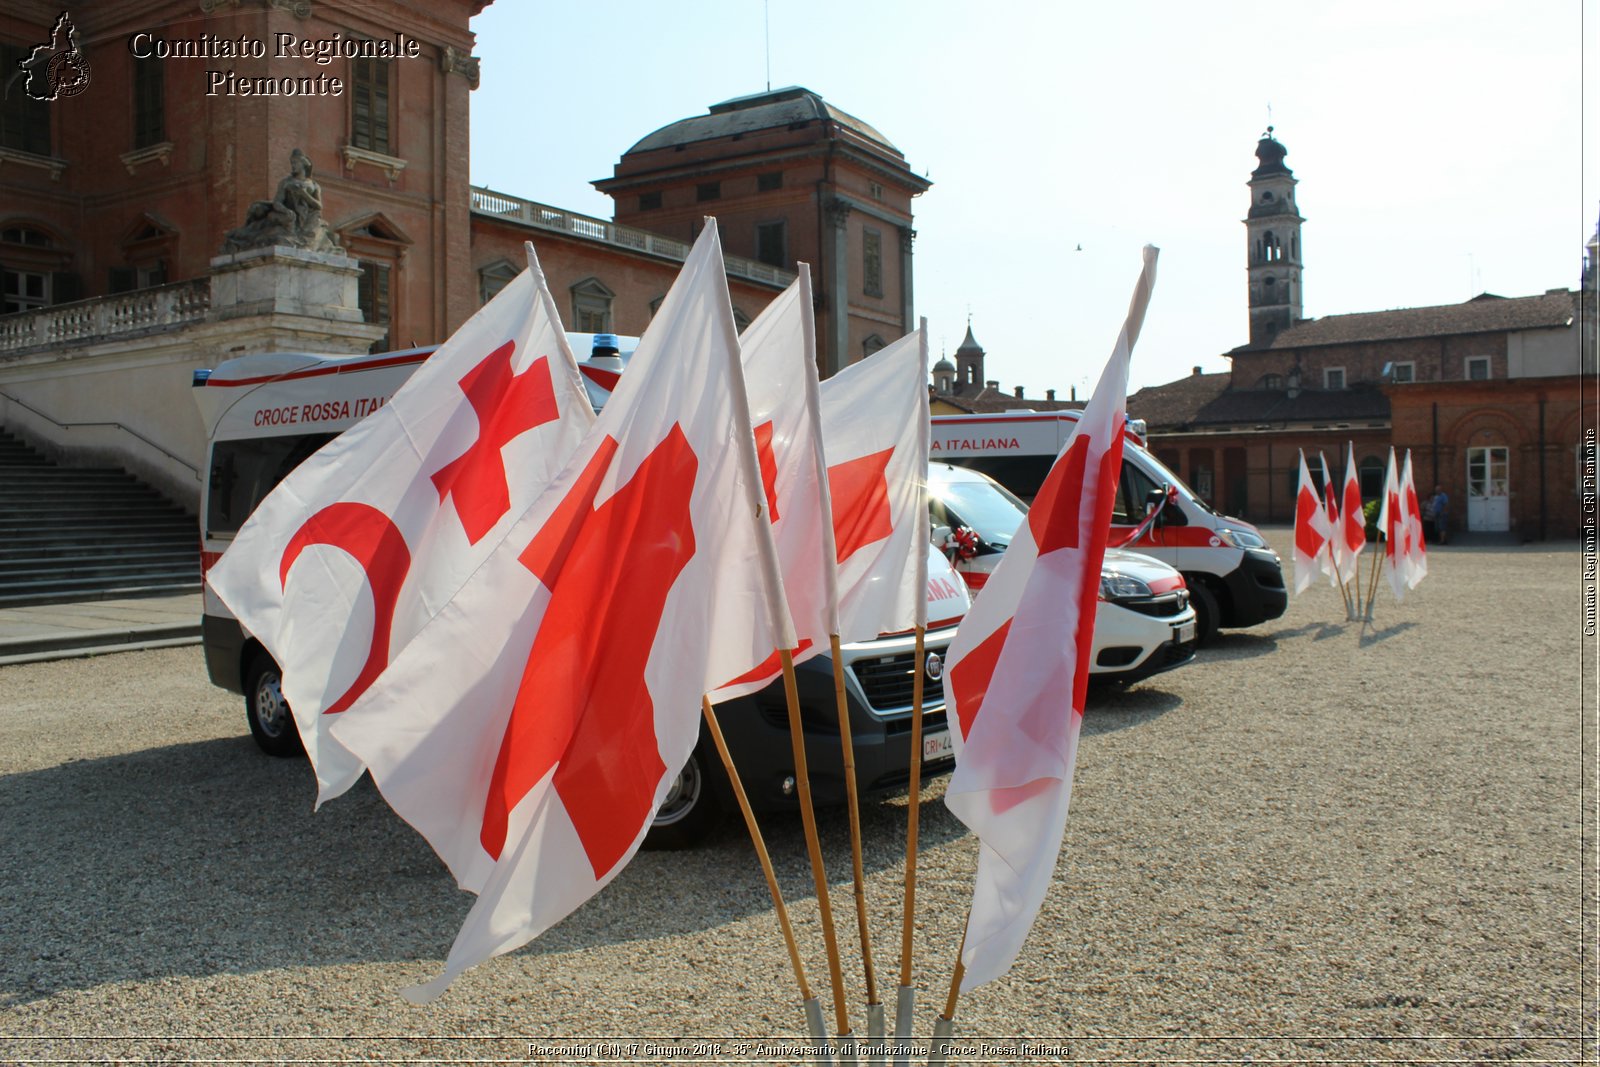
[1429, 484, 1449, 544]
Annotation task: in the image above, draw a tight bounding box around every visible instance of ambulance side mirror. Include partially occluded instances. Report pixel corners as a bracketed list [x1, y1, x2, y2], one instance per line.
[931, 524, 953, 547]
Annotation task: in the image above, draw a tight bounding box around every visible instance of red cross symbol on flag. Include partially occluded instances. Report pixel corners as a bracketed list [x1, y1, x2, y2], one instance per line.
[480, 427, 699, 879]
[430, 343, 560, 545]
[828, 447, 895, 564]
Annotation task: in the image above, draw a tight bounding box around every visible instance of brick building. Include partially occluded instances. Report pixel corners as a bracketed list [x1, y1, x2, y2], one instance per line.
[595, 86, 931, 376]
[1128, 130, 1594, 539]
[1, 5, 929, 508]
[0, 0, 484, 350]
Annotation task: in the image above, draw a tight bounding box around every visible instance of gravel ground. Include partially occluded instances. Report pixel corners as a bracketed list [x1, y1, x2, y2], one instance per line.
[1, 530, 1594, 1065]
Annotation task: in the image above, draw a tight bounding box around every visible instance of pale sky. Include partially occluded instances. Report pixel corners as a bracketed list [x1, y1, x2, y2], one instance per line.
[467, 1, 1595, 396]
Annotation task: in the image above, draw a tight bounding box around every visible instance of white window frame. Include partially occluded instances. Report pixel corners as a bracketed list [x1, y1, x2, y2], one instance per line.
[1466, 356, 1491, 381]
[1392, 361, 1415, 383]
[1324, 366, 1346, 390]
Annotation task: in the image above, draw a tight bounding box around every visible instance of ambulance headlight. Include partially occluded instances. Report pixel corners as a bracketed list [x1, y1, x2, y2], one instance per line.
[1216, 527, 1267, 550]
[1099, 571, 1152, 601]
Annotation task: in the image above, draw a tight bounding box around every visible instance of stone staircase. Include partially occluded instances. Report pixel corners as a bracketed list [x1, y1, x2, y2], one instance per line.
[0, 429, 200, 609]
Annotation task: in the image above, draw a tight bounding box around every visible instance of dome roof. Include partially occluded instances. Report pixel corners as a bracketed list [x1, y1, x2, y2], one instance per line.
[623, 86, 903, 158]
[932, 356, 956, 373]
[1252, 127, 1293, 179]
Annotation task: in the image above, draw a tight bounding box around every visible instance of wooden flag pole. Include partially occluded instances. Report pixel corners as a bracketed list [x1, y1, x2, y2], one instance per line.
[780, 649, 854, 1042]
[829, 634, 880, 1020]
[700, 698, 813, 1001]
[1329, 550, 1352, 619]
[1364, 532, 1384, 621]
[895, 625, 928, 1033]
[924, 925, 968, 1066]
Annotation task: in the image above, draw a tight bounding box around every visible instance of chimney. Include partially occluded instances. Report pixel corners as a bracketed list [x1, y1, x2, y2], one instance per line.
[1193, 366, 1203, 376]
[985, 379, 999, 390]
[1070, 386, 1076, 401]
[1046, 388, 1056, 401]
[1013, 386, 1024, 399]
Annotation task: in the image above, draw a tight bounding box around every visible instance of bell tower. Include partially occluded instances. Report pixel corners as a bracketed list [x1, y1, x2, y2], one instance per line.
[1245, 127, 1304, 346]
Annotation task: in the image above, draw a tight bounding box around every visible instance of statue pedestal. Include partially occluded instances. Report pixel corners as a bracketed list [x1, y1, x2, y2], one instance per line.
[206, 245, 386, 355]
[209, 245, 367, 322]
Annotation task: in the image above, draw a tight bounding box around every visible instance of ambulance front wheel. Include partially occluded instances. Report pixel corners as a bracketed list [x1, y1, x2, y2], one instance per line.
[646, 740, 724, 849]
[1189, 580, 1220, 646]
[245, 651, 302, 758]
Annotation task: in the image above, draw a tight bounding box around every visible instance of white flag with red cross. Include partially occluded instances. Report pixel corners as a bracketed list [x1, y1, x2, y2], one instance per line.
[817, 324, 932, 642]
[330, 220, 794, 1003]
[1292, 450, 1333, 595]
[1318, 452, 1343, 584]
[207, 243, 594, 806]
[941, 246, 1158, 993]
[710, 264, 836, 701]
[1339, 442, 1366, 575]
[1377, 448, 1409, 602]
[1400, 449, 1428, 589]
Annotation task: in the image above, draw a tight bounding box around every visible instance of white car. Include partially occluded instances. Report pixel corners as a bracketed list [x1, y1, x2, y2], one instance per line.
[928, 462, 1198, 684]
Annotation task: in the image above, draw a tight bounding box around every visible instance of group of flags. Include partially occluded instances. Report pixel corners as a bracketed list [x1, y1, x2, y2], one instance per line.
[208, 220, 1162, 1023]
[1293, 443, 1428, 616]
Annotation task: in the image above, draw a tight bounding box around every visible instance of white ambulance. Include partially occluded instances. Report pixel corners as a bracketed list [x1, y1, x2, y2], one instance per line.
[930, 411, 1287, 643]
[191, 337, 968, 847]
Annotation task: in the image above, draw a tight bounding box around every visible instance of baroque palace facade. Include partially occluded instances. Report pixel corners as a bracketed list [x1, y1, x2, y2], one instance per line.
[0, 1, 928, 508]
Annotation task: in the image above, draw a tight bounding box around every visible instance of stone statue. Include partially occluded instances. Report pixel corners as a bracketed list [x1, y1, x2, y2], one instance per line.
[222, 148, 342, 254]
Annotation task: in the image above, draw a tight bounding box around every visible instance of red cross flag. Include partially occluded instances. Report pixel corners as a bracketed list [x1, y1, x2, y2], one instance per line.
[207, 243, 594, 805]
[330, 220, 794, 1003]
[817, 324, 931, 641]
[1293, 450, 1333, 595]
[1400, 449, 1428, 590]
[1318, 452, 1343, 585]
[941, 246, 1158, 993]
[1339, 441, 1366, 575]
[710, 264, 835, 700]
[1377, 447, 1409, 602]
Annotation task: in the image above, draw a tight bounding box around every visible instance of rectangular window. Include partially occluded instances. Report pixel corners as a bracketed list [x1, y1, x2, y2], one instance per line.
[357, 261, 391, 352]
[0, 44, 52, 155]
[863, 228, 883, 298]
[351, 56, 391, 154]
[133, 57, 164, 148]
[638, 191, 662, 210]
[755, 221, 786, 269]
[206, 433, 338, 537]
[757, 171, 783, 192]
[1392, 361, 1415, 383]
[2, 269, 49, 314]
[1324, 367, 1345, 390]
[696, 181, 721, 202]
[108, 262, 167, 294]
[869, 181, 884, 201]
[1466, 356, 1491, 380]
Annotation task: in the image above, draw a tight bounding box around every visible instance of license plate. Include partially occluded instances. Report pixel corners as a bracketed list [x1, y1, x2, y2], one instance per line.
[1174, 619, 1196, 644]
[923, 729, 953, 762]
